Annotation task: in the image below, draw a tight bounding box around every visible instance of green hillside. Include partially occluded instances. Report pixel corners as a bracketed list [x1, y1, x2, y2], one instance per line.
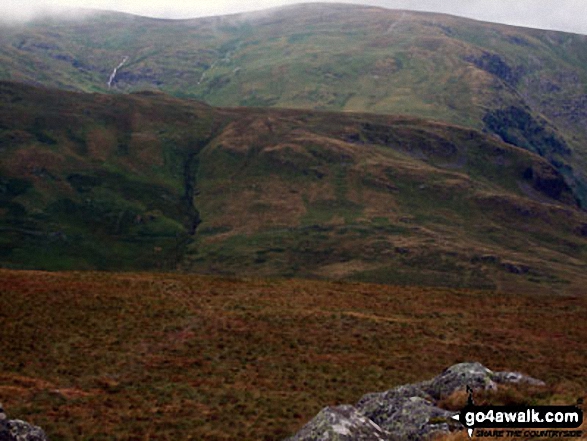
[1, 8, 586, 438]
[1, 81, 586, 293]
[1, 3, 586, 206]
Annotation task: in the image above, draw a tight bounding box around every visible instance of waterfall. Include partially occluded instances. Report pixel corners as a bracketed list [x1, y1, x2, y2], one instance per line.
[107, 56, 129, 89]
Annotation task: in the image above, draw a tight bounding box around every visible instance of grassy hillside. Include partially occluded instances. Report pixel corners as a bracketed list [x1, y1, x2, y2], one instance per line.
[1, 3, 586, 204]
[1, 82, 587, 293]
[0, 269, 585, 440]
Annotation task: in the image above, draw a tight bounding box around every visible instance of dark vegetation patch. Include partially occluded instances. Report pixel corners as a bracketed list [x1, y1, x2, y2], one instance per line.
[465, 52, 525, 86]
[66, 127, 88, 154]
[114, 69, 163, 87]
[483, 106, 571, 157]
[357, 122, 401, 147]
[0, 130, 34, 148]
[506, 35, 532, 47]
[522, 165, 574, 202]
[30, 118, 57, 145]
[0, 177, 32, 199]
[66, 173, 102, 193]
[482, 105, 585, 206]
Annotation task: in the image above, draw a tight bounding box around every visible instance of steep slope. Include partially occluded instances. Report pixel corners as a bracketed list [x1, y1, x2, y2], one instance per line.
[1, 82, 586, 293]
[1, 4, 587, 205]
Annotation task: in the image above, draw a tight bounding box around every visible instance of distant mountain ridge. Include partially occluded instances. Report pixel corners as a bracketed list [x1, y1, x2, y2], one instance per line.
[1, 81, 586, 293]
[1, 3, 586, 207]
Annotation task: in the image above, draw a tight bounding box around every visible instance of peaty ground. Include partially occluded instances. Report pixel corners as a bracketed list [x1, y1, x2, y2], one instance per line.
[0, 269, 585, 440]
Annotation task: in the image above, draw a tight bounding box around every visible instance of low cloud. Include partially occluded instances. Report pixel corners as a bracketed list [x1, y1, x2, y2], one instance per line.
[0, 1, 96, 23]
[356, 0, 587, 34]
[0, 0, 586, 35]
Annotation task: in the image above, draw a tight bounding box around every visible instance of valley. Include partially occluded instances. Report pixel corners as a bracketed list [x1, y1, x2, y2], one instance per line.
[1, 4, 586, 440]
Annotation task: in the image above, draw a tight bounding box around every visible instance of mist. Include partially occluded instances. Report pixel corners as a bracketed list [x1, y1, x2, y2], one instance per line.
[0, 2, 97, 23]
[1, 0, 586, 35]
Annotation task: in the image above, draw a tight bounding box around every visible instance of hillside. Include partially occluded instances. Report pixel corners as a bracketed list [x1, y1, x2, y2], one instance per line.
[1, 3, 586, 205]
[0, 269, 586, 439]
[1, 81, 587, 293]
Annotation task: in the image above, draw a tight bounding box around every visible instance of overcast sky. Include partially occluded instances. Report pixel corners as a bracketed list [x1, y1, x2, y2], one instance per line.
[2, 0, 586, 35]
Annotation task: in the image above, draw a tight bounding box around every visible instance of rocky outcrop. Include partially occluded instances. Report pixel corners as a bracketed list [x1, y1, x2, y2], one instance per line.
[0, 405, 48, 441]
[286, 362, 544, 441]
[286, 405, 393, 441]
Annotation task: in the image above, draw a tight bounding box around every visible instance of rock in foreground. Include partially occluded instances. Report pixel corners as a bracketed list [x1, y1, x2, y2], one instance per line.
[0, 404, 48, 441]
[286, 405, 393, 441]
[287, 362, 544, 441]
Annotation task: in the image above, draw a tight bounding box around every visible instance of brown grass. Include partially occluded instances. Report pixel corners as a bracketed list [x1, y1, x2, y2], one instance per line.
[0, 269, 586, 440]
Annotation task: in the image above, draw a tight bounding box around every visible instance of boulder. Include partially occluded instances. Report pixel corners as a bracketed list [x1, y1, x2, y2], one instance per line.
[0, 404, 48, 441]
[286, 405, 392, 441]
[358, 394, 458, 441]
[492, 370, 546, 386]
[422, 362, 497, 399]
[286, 362, 545, 441]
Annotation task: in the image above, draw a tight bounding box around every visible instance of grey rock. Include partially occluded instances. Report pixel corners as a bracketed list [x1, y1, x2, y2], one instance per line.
[286, 363, 544, 441]
[357, 384, 433, 409]
[356, 384, 459, 440]
[0, 410, 48, 441]
[423, 362, 497, 399]
[356, 384, 433, 426]
[493, 371, 546, 386]
[359, 395, 458, 441]
[286, 405, 392, 441]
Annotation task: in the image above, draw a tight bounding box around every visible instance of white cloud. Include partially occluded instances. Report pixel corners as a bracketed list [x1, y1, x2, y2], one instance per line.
[0, 0, 586, 35]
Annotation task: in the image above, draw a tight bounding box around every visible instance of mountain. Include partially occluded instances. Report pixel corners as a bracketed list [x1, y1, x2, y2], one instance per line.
[1, 3, 587, 206]
[1, 81, 586, 293]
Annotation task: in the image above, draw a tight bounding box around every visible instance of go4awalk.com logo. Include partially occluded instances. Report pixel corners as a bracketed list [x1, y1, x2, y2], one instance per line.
[451, 387, 584, 438]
